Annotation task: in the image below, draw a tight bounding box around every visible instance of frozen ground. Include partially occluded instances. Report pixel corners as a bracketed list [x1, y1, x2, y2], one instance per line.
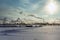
[0, 26, 60, 40]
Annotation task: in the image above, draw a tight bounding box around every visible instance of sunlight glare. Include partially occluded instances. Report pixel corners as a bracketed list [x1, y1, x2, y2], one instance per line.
[45, 0, 58, 15]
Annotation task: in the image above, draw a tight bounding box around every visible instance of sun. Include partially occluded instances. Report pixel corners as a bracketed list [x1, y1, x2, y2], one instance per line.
[47, 2, 56, 13]
[44, 0, 58, 15]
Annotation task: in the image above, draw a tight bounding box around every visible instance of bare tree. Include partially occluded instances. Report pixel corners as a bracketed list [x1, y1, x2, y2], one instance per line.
[3, 17, 7, 24]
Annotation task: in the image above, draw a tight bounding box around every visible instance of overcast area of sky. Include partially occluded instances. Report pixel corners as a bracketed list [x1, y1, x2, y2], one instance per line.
[0, 0, 60, 22]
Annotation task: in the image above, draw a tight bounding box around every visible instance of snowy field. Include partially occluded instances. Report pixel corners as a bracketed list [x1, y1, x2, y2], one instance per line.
[0, 26, 60, 40]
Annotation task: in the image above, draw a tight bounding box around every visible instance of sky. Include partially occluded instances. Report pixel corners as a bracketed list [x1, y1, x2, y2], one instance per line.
[0, 0, 60, 23]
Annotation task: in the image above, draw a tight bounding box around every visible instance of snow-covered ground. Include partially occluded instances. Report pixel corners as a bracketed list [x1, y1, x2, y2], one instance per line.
[0, 26, 60, 40]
